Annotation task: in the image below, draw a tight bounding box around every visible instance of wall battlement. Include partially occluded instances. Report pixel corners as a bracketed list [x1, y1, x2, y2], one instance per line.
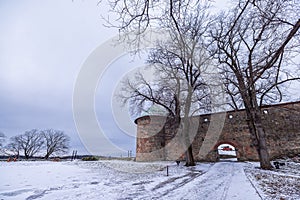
[135, 101, 300, 162]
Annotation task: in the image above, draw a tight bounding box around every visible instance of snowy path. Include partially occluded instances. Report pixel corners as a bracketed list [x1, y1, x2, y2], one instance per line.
[0, 160, 262, 200]
[162, 162, 262, 200]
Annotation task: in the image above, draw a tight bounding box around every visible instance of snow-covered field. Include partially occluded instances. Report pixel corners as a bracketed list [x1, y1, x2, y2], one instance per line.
[0, 159, 299, 200]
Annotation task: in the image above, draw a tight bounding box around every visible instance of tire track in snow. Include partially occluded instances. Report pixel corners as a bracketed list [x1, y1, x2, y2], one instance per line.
[160, 162, 261, 200]
[147, 165, 214, 199]
[151, 171, 203, 191]
[220, 162, 235, 200]
[152, 171, 204, 197]
[190, 162, 236, 200]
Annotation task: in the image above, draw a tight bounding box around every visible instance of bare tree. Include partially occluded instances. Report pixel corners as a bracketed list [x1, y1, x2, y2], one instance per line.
[0, 132, 5, 148]
[120, 3, 212, 166]
[0, 132, 6, 155]
[210, 0, 300, 169]
[41, 129, 70, 159]
[106, 0, 299, 169]
[11, 129, 44, 159]
[105, 0, 210, 48]
[5, 136, 21, 158]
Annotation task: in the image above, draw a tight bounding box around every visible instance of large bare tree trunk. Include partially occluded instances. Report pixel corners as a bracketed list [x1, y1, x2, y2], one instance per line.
[181, 117, 195, 166]
[244, 101, 273, 169]
[185, 146, 195, 166]
[253, 110, 273, 169]
[182, 91, 196, 167]
[238, 81, 272, 169]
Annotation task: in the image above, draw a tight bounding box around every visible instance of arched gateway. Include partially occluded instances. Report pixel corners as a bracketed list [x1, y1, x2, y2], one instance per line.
[135, 101, 300, 162]
[215, 142, 238, 161]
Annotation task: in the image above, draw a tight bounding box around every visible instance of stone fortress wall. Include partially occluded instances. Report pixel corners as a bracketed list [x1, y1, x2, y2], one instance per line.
[135, 101, 300, 162]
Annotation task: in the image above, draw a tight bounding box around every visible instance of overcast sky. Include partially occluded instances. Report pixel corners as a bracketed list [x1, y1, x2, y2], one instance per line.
[0, 0, 122, 155]
[6, 0, 288, 157]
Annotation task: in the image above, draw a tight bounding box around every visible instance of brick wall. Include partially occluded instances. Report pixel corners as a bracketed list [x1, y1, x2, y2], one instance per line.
[135, 101, 300, 162]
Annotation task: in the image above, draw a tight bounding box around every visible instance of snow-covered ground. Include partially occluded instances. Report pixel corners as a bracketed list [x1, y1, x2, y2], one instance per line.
[0, 159, 299, 200]
[244, 159, 300, 200]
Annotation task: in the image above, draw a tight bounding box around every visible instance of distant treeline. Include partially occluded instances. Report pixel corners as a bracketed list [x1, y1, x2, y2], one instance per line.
[0, 129, 70, 159]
